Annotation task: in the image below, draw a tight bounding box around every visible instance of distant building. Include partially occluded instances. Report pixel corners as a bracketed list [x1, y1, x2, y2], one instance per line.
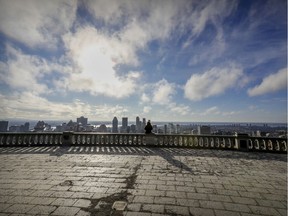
[198, 126, 211, 135]
[142, 118, 146, 131]
[130, 124, 136, 133]
[98, 124, 107, 132]
[112, 117, 118, 133]
[122, 117, 128, 133]
[34, 121, 47, 132]
[168, 123, 175, 134]
[164, 124, 167, 134]
[77, 116, 88, 126]
[9, 125, 21, 132]
[23, 122, 30, 132]
[176, 124, 181, 134]
[136, 116, 141, 132]
[0, 121, 8, 132]
[153, 125, 158, 134]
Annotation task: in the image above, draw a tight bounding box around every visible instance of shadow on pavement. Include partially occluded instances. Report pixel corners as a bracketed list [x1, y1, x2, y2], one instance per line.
[0, 145, 286, 162]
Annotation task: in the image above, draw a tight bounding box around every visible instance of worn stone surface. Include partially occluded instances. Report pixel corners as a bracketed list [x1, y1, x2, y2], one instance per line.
[0, 146, 286, 216]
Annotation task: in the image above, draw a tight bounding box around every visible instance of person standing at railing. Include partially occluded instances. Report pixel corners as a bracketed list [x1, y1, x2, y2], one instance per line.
[144, 120, 153, 134]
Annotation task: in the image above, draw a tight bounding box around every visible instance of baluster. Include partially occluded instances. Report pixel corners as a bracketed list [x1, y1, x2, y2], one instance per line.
[280, 141, 287, 151]
[44, 135, 48, 145]
[82, 135, 86, 145]
[198, 137, 202, 147]
[254, 139, 259, 150]
[194, 137, 198, 147]
[210, 138, 214, 148]
[17, 135, 22, 145]
[39, 135, 44, 145]
[215, 138, 219, 148]
[267, 140, 273, 151]
[260, 140, 266, 150]
[34, 135, 39, 145]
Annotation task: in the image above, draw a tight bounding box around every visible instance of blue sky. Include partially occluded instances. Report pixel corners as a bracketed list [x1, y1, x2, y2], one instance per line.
[0, 0, 287, 123]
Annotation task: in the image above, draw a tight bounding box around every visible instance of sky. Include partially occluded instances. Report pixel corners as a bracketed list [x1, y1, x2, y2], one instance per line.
[0, 0, 287, 123]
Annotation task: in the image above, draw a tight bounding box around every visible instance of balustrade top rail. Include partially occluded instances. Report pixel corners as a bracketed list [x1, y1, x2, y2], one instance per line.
[0, 132, 286, 153]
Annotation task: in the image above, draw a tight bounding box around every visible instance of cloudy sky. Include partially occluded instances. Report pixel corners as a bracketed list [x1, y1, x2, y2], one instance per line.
[0, 0, 287, 123]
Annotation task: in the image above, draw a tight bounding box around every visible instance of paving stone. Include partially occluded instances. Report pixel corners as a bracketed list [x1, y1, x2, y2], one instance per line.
[73, 199, 91, 208]
[0, 203, 12, 212]
[156, 185, 175, 191]
[6, 196, 36, 204]
[249, 205, 281, 216]
[127, 203, 142, 212]
[187, 193, 208, 200]
[154, 197, 176, 205]
[75, 209, 90, 216]
[215, 209, 241, 216]
[142, 204, 164, 213]
[165, 205, 189, 215]
[176, 198, 200, 207]
[276, 208, 287, 216]
[133, 196, 155, 204]
[126, 212, 151, 216]
[223, 202, 251, 213]
[70, 192, 94, 199]
[27, 205, 57, 215]
[199, 200, 225, 210]
[4, 204, 35, 214]
[230, 196, 257, 205]
[50, 191, 75, 198]
[51, 198, 78, 206]
[145, 190, 165, 197]
[189, 207, 215, 216]
[166, 191, 186, 198]
[51, 206, 80, 216]
[29, 197, 56, 205]
[208, 194, 231, 202]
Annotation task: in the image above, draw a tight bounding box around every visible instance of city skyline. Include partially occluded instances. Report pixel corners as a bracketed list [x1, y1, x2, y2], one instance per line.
[0, 0, 287, 123]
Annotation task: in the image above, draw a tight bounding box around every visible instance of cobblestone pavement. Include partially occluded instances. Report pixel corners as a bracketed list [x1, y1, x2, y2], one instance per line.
[0, 146, 286, 216]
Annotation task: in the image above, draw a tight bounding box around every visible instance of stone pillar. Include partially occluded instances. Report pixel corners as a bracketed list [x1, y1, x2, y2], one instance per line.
[145, 134, 157, 146]
[235, 133, 249, 151]
[62, 131, 73, 146]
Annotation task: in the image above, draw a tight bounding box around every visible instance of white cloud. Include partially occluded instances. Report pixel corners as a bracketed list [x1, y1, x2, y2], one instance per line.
[62, 26, 141, 98]
[0, 0, 77, 49]
[248, 68, 287, 96]
[168, 103, 190, 116]
[202, 106, 220, 116]
[184, 65, 244, 101]
[140, 93, 150, 103]
[152, 79, 176, 105]
[143, 106, 152, 114]
[0, 92, 128, 120]
[0, 45, 73, 94]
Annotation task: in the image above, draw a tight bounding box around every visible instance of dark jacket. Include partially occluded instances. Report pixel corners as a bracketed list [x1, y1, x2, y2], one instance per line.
[144, 122, 153, 134]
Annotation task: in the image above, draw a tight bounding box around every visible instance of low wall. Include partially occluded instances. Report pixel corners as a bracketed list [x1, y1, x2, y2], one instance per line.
[0, 132, 286, 153]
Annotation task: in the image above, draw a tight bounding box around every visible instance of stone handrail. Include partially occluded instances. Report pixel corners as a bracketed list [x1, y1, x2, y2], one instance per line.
[0, 132, 286, 153]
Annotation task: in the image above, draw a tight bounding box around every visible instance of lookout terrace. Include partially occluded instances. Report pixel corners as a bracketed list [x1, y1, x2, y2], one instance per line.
[0, 132, 286, 216]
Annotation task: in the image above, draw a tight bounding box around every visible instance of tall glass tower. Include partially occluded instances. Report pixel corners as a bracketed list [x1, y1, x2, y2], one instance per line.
[112, 117, 118, 133]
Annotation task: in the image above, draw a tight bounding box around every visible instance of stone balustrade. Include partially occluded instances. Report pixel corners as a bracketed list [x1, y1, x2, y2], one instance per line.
[0, 132, 286, 153]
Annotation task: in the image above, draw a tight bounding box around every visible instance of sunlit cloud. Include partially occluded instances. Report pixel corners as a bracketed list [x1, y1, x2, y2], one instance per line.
[184, 65, 245, 101]
[248, 68, 287, 97]
[0, 0, 76, 49]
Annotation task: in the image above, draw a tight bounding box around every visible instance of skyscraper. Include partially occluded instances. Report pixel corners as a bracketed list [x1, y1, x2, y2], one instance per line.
[122, 117, 128, 133]
[112, 117, 118, 133]
[77, 116, 88, 126]
[136, 116, 141, 132]
[0, 121, 8, 132]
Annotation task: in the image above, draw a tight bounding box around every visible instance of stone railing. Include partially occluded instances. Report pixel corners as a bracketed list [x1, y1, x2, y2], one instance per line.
[0, 132, 286, 153]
